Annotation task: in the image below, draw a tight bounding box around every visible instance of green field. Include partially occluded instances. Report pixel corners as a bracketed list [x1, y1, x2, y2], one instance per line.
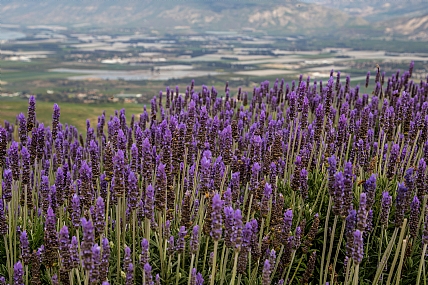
[1, 71, 86, 83]
[0, 99, 145, 132]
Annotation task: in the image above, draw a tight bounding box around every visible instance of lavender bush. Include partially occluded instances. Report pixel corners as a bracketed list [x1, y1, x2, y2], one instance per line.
[0, 62, 428, 285]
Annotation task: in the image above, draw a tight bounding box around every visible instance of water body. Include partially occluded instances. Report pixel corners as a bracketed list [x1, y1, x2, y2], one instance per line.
[0, 30, 26, 41]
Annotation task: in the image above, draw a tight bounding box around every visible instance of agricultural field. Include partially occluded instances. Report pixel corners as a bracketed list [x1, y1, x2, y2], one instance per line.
[1, 26, 427, 107]
[1, 62, 428, 285]
[0, 100, 144, 131]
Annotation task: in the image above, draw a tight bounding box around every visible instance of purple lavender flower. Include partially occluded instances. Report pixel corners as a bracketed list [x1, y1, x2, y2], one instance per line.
[17, 113, 27, 145]
[357, 193, 368, 231]
[262, 259, 271, 285]
[21, 146, 30, 185]
[127, 170, 139, 210]
[69, 193, 81, 228]
[59, 226, 71, 271]
[27, 95, 36, 132]
[300, 168, 308, 199]
[155, 163, 167, 211]
[416, 158, 426, 198]
[79, 160, 93, 209]
[125, 263, 134, 285]
[302, 251, 317, 284]
[145, 184, 155, 220]
[220, 125, 233, 165]
[90, 244, 101, 283]
[395, 183, 408, 227]
[190, 225, 200, 255]
[232, 209, 243, 250]
[144, 263, 154, 285]
[8, 141, 20, 181]
[380, 191, 392, 226]
[363, 174, 376, 210]
[100, 237, 110, 281]
[81, 217, 95, 271]
[2, 169, 12, 202]
[141, 238, 149, 265]
[423, 210, 428, 245]
[210, 193, 223, 241]
[0, 127, 6, 167]
[50, 103, 60, 139]
[0, 199, 7, 235]
[327, 155, 337, 195]
[224, 206, 234, 248]
[70, 236, 80, 269]
[196, 273, 204, 285]
[333, 171, 345, 216]
[13, 261, 24, 285]
[94, 197, 105, 236]
[123, 246, 132, 282]
[167, 236, 175, 256]
[20, 231, 31, 265]
[113, 149, 126, 197]
[260, 183, 272, 218]
[176, 226, 187, 254]
[409, 196, 420, 238]
[352, 230, 364, 264]
[44, 207, 58, 267]
[387, 144, 400, 179]
[283, 209, 293, 238]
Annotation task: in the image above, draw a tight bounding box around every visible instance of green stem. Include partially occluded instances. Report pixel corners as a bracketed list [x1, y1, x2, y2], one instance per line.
[331, 219, 346, 284]
[202, 238, 209, 275]
[353, 264, 359, 285]
[230, 251, 239, 285]
[323, 215, 338, 285]
[219, 247, 228, 285]
[416, 243, 427, 285]
[3, 236, 11, 284]
[319, 197, 332, 285]
[394, 239, 407, 285]
[176, 253, 181, 285]
[344, 258, 352, 285]
[188, 254, 195, 285]
[386, 228, 408, 285]
[132, 210, 136, 279]
[210, 241, 219, 285]
[271, 245, 284, 279]
[283, 250, 296, 282]
[378, 226, 385, 266]
[371, 224, 400, 284]
[289, 255, 303, 285]
[116, 198, 121, 282]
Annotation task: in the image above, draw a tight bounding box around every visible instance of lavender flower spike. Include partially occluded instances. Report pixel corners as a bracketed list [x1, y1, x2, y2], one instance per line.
[210, 193, 223, 241]
[81, 217, 95, 271]
[20, 231, 31, 265]
[352, 230, 364, 264]
[262, 259, 271, 285]
[13, 261, 24, 285]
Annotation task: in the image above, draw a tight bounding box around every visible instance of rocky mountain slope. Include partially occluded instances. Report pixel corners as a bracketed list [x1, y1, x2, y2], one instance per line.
[0, 0, 367, 35]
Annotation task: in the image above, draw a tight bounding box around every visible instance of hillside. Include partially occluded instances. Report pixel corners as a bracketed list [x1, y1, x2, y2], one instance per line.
[0, 0, 368, 35]
[378, 14, 428, 40]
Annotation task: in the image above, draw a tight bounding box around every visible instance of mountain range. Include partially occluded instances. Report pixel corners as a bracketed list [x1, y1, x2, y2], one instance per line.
[0, 0, 426, 38]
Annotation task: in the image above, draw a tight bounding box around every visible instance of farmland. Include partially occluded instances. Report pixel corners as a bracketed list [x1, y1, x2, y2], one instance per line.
[1, 26, 427, 107]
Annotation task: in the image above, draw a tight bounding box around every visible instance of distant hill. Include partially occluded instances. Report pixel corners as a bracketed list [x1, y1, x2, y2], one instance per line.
[304, 0, 428, 22]
[376, 14, 428, 40]
[0, 0, 368, 35]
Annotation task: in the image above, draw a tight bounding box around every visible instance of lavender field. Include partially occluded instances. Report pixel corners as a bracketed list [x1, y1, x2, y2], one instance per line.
[1, 62, 428, 285]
